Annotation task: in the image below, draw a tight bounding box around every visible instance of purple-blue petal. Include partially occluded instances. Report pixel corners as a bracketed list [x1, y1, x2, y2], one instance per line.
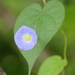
[22, 41, 35, 50]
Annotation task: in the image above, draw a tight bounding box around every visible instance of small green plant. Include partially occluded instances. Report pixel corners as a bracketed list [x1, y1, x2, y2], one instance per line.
[14, 0, 68, 75]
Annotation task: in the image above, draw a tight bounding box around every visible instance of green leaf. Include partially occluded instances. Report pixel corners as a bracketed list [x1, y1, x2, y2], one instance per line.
[38, 55, 68, 75]
[14, 0, 65, 75]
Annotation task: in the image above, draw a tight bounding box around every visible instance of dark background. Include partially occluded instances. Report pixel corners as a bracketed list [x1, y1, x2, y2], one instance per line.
[0, 0, 75, 75]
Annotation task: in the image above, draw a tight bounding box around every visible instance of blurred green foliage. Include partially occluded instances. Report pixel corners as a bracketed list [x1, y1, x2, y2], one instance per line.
[0, 0, 75, 75]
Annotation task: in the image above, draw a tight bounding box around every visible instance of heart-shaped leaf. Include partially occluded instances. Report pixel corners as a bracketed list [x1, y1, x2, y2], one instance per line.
[38, 55, 67, 75]
[14, 0, 65, 75]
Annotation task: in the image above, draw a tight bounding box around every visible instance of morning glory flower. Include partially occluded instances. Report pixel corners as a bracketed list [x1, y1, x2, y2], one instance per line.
[14, 26, 37, 50]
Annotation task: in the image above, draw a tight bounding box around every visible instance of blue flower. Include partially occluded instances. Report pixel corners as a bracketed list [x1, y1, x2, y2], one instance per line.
[14, 26, 37, 50]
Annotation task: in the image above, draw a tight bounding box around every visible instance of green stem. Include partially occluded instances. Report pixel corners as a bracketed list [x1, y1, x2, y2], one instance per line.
[60, 29, 67, 75]
[62, 70, 65, 75]
[43, 0, 46, 5]
[61, 29, 67, 60]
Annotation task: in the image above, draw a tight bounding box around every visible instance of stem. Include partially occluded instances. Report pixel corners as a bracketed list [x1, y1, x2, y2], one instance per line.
[61, 29, 67, 60]
[62, 70, 65, 75]
[43, 0, 46, 5]
[60, 29, 67, 75]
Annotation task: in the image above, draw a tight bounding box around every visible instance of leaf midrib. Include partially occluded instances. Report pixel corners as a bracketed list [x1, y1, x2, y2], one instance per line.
[49, 60, 66, 75]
